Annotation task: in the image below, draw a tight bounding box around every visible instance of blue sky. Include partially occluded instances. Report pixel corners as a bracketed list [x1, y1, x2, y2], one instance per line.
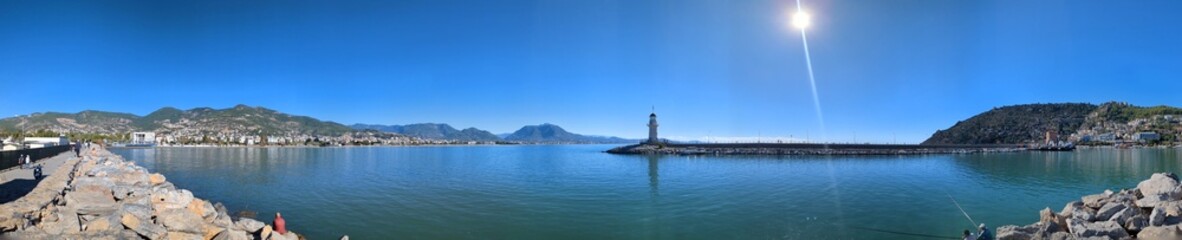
[1, 0, 1180, 143]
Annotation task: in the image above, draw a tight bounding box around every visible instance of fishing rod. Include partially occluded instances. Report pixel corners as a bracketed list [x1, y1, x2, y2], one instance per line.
[947, 193, 978, 229]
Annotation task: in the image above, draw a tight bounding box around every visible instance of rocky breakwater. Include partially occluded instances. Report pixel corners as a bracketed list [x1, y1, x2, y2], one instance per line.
[0, 149, 303, 240]
[997, 173, 1182, 240]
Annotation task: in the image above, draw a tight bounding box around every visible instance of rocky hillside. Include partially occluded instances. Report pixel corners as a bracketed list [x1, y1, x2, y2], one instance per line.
[924, 102, 1182, 144]
[922, 103, 1097, 144]
[350, 123, 499, 142]
[0, 105, 354, 136]
[504, 124, 633, 144]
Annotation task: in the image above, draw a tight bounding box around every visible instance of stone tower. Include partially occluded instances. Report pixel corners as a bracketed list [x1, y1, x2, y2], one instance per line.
[648, 111, 659, 144]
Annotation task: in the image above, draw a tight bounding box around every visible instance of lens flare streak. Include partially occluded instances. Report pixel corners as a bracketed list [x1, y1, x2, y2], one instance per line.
[794, 0, 826, 142]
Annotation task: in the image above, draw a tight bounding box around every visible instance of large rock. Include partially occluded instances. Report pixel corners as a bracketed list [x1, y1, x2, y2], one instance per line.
[1060, 201, 1084, 217]
[122, 209, 166, 240]
[149, 173, 167, 186]
[151, 189, 195, 214]
[996, 225, 1032, 240]
[1082, 194, 1109, 209]
[1096, 202, 1127, 221]
[1040, 207, 1068, 231]
[1125, 214, 1149, 233]
[1138, 225, 1182, 240]
[1067, 219, 1129, 239]
[66, 178, 118, 212]
[235, 218, 265, 233]
[1139, 173, 1182, 197]
[1107, 205, 1138, 224]
[213, 229, 252, 240]
[157, 208, 205, 234]
[1139, 193, 1176, 209]
[1151, 206, 1168, 226]
[164, 231, 203, 240]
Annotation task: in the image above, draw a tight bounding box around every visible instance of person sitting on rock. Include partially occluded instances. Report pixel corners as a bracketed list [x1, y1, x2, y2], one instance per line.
[274, 212, 287, 235]
[976, 223, 993, 240]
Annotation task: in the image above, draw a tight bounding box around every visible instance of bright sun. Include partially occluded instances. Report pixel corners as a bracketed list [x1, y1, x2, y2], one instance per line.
[792, 11, 811, 29]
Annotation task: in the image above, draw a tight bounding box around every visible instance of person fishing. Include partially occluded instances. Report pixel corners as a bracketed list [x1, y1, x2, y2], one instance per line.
[976, 223, 993, 240]
[962, 229, 974, 240]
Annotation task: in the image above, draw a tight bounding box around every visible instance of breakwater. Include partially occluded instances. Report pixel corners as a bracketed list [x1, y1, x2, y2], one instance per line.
[606, 143, 1025, 155]
[0, 147, 305, 239]
[996, 172, 1182, 239]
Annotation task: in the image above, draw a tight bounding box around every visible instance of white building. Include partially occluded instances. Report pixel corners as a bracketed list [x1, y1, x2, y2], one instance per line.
[132, 132, 156, 144]
[24, 136, 69, 148]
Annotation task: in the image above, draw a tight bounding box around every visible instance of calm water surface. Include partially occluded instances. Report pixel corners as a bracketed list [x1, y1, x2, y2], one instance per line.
[110, 145, 1182, 239]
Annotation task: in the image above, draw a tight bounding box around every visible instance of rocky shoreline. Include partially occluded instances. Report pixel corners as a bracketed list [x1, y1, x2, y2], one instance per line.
[0, 148, 305, 240]
[997, 172, 1182, 239]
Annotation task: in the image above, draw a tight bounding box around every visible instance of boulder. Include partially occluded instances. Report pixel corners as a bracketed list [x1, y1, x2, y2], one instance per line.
[1039, 207, 1068, 231]
[235, 218, 265, 233]
[1138, 193, 1175, 209]
[1082, 194, 1109, 209]
[212, 214, 234, 229]
[157, 208, 205, 234]
[66, 178, 118, 212]
[1071, 205, 1097, 222]
[1139, 173, 1182, 198]
[1047, 231, 1072, 240]
[164, 231, 203, 240]
[1151, 206, 1168, 226]
[122, 210, 166, 240]
[1068, 219, 1129, 239]
[149, 173, 167, 186]
[213, 229, 252, 240]
[151, 189, 195, 214]
[1061, 201, 1084, 217]
[1107, 205, 1139, 224]
[996, 225, 1030, 239]
[1125, 214, 1149, 233]
[1138, 225, 1182, 240]
[1096, 202, 1127, 221]
[258, 225, 273, 240]
[82, 213, 121, 233]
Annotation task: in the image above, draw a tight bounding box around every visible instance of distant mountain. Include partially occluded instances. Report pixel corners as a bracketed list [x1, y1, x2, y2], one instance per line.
[503, 123, 633, 144]
[924, 102, 1182, 144]
[0, 104, 355, 136]
[350, 123, 499, 141]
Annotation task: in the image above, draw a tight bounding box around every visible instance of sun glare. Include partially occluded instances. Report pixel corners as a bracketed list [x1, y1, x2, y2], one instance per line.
[792, 11, 811, 29]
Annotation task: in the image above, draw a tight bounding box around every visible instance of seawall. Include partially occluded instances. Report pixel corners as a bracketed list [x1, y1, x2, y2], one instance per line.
[996, 172, 1182, 239]
[606, 143, 1026, 155]
[0, 147, 304, 240]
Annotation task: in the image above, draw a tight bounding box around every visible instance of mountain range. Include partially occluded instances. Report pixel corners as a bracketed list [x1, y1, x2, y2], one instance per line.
[351, 123, 635, 144]
[0, 105, 353, 136]
[924, 102, 1182, 144]
[0, 104, 634, 144]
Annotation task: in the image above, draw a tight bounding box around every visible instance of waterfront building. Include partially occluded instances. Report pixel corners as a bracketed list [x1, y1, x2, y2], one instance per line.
[132, 132, 156, 145]
[648, 111, 659, 144]
[1098, 133, 1117, 143]
[1133, 131, 1160, 142]
[24, 136, 69, 148]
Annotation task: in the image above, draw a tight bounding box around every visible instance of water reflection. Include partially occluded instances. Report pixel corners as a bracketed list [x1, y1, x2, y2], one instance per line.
[647, 155, 660, 198]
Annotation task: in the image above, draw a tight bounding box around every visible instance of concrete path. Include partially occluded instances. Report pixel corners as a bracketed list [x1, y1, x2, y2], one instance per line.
[0, 149, 79, 203]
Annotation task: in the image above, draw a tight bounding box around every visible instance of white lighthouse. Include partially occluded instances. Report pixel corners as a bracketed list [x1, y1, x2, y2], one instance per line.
[648, 111, 659, 144]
